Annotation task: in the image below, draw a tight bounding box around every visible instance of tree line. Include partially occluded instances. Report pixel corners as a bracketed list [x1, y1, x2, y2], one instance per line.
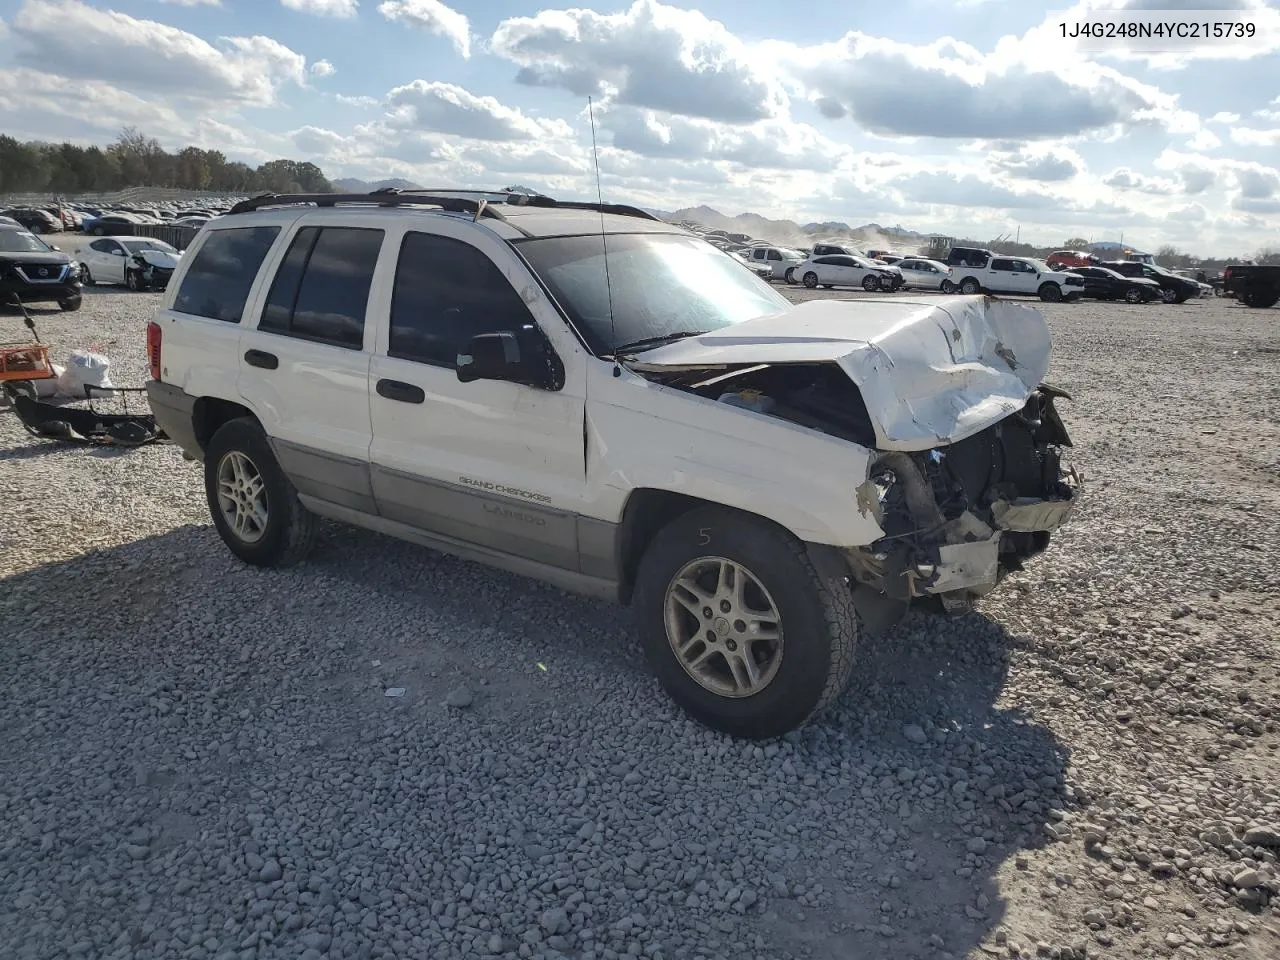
[0, 128, 333, 197]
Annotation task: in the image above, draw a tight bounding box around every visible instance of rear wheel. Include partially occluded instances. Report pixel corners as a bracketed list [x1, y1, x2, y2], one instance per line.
[1124, 287, 1144, 304]
[1160, 287, 1178, 304]
[959, 277, 981, 295]
[633, 507, 858, 740]
[940, 279, 956, 293]
[803, 271, 819, 288]
[861, 274, 879, 292]
[1242, 289, 1280, 308]
[204, 418, 317, 568]
[1038, 282, 1063, 303]
[784, 267, 797, 285]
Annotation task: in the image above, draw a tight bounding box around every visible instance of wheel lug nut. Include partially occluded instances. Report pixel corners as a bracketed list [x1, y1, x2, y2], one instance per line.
[703, 607, 713, 619]
[734, 620, 746, 633]
[725, 639, 737, 652]
[705, 630, 717, 643]
[719, 600, 731, 613]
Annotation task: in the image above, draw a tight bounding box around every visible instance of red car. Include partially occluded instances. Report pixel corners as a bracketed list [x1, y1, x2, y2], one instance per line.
[1045, 250, 1098, 270]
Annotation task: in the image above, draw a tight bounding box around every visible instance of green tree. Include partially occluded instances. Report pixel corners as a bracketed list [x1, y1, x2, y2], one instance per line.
[1063, 237, 1090, 249]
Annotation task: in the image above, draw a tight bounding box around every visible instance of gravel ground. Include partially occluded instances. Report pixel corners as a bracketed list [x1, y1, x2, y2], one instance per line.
[1, 286, 1278, 960]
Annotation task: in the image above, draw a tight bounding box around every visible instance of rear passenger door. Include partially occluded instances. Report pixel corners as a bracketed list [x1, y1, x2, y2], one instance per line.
[236, 221, 384, 514]
[367, 223, 589, 571]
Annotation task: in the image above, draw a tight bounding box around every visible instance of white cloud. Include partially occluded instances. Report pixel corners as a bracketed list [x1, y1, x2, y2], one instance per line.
[1230, 127, 1280, 147]
[991, 146, 1083, 181]
[490, 0, 785, 123]
[156, 0, 222, 6]
[336, 93, 379, 107]
[1186, 129, 1221, 150]
[281, 0, 358, 17]
[380, 80, 571, 141]
[888, 171, 1060, 210]
[1209, 112, 1240, 125]
[1102, 167, 1177, 194]
[310, 59, 336, 78]
[601, 106, 847, 171]
[290, 125, 352, 156]
[10, 0, 307, 106]
[378, 0, 470, 58]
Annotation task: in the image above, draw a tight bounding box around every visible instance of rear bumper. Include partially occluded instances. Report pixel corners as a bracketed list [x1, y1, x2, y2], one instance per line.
[145, 381, 201, 460]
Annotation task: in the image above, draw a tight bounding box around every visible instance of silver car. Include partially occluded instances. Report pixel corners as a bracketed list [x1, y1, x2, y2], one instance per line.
[895, 258, 954, 291]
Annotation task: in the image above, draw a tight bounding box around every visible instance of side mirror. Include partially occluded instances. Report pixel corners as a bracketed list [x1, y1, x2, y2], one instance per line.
[49, 244, 60, 251]
[456, 327, 563, 390]
[111, 250, 125, 256]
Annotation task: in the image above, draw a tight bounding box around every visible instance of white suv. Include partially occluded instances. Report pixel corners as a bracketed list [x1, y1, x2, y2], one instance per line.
[145, 190, 1081, 739]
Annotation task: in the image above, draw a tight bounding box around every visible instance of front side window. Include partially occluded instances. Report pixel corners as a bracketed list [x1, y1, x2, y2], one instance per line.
[516, 232, 791, 356]
[388, 232, 536, 368]
[173, 226, 281, 323]
[259, 226, 383, 348]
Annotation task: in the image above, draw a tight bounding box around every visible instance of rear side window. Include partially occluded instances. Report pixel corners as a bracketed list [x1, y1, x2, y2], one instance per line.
[990, 259, 1014, 271]
[259, 226, 384, 349]
[173, 226, 280, 323]
[388, 231, 535, 368]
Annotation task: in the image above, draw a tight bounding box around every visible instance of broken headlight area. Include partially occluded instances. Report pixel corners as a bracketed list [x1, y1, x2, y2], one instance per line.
[850, 383, 1081, 611]
[132, 256, 174, 289]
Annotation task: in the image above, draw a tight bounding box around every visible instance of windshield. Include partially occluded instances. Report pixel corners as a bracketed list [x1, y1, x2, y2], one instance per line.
[516, 233, 792, 355]
[0, 229, 51, 253]
[122, 239, 177, 254]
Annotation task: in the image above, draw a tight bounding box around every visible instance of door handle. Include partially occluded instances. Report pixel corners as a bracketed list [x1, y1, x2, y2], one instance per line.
[244, 349, 278, 369]
[376, 379, 425, 404]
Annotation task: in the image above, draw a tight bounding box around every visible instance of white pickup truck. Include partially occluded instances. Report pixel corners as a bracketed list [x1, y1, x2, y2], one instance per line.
[145, 190, 1081, 740]
[944, 247, 1086, 302]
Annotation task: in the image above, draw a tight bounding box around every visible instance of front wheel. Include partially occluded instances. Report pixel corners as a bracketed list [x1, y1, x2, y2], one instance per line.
[803, 271, 819, 288]
[633, 507, 857, 740]
[784, 268, 797, 285]
[861, 274, 879, 292]
[1038, 283, 1063, 303]
[204, 418, 317, 568]
[80, 264, 93, 286]
[125, 269, 144, 292]
[58, 296, 82, 312]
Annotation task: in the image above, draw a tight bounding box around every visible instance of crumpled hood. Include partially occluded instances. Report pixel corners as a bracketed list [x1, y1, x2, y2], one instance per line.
[134, 250, 181, 269]
[623, 295, 1053, 452]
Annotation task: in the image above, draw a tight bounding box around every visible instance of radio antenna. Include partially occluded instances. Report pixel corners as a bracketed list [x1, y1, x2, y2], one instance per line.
[587, 96, 619, 375]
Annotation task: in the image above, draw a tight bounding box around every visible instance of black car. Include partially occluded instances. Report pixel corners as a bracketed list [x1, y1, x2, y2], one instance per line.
[0, 224, 82, 311]
[86, 214, 138, 237]
[1100, 260, 1199, 304]
[1071, 266, 1161, 303]
[1, 208, 64, 234]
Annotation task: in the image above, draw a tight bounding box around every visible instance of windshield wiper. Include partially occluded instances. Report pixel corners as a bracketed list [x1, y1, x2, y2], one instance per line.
[611, 330, 708, 356]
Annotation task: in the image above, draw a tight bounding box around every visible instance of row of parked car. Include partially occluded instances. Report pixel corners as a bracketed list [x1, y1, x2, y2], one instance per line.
[733, 241, 1211, 305]
[0, 199, 238, 237]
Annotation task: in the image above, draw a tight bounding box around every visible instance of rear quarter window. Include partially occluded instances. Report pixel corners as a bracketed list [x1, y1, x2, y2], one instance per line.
[173, 226, 281, 323]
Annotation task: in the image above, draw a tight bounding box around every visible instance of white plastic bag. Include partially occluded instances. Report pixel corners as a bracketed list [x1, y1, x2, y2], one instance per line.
[56, 350, 114, 398]
[33, 364, 64, 398]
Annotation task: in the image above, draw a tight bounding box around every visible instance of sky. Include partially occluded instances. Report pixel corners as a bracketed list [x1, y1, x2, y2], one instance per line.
[0, 0, 1278, 256]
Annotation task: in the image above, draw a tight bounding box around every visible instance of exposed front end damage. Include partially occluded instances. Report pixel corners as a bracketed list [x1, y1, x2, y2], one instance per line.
[850, 384, 1080, 613]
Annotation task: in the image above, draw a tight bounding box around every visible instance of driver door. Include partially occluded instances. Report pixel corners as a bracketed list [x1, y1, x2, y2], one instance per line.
[367, 223, 589, 570]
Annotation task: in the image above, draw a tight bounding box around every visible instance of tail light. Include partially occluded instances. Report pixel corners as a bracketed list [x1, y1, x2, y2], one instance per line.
[146, 321, 162, 380]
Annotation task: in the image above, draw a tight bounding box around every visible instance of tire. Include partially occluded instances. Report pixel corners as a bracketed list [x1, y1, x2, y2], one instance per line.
[822, 284, 833, 289]
[1038, 282, 1063, 303]
[125, 269, 145, 292]
[58, 296, 82, 312]
[204, 418, 317, 568]
[80, 264, 92, 286]
[959, 277, 981, 295]
[1124, 287, 1144, 304]
[861, 274, 879, 292]
[802, 271, 818, 288]
[1173, 294, 1191, 304]
[1242, 290, 1279, 308]
[91, 225, 106, 236]
[940, 279, 956, 294]
[1064, 293, 1082, 303]
[784, 268, 796, 285]
[633, 506, 857, 740]
[1159, 287, 1178, 304]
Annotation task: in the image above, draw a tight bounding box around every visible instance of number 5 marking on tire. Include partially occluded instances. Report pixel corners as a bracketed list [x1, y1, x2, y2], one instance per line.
[698, 528, 711, 545]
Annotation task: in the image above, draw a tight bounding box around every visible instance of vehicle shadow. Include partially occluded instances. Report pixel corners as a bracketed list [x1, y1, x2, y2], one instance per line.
[0, 522, 1070, 960]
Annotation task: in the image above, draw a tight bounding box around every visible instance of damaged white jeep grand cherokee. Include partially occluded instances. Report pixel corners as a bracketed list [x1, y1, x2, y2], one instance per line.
[145, 190, 1080, 740]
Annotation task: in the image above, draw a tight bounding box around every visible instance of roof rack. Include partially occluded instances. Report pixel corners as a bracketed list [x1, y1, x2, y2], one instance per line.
[226, 188, 661, 222]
